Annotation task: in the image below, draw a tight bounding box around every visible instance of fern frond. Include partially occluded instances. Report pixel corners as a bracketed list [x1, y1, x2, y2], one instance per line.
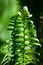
[2, 6, 41, 65]
[2, 40, 14, 65]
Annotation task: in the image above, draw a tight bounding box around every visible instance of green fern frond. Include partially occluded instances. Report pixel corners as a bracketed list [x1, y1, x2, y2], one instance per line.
[2, 6, 41, 65]
[2, 40, 14, 65]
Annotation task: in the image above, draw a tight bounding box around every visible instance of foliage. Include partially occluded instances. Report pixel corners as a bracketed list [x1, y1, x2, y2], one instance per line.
[2, 6, 41, 65]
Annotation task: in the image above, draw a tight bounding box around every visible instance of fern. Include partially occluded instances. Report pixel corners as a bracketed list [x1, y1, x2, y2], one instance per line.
[1, 40, 14, 65]
[2, 6, 41, 65]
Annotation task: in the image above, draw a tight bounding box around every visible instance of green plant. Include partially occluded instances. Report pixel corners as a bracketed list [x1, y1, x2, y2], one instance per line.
[2, 6, 41, 65]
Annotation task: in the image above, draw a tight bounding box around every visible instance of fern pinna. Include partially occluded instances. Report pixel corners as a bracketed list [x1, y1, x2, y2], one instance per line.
[2, 6, 41, 65]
